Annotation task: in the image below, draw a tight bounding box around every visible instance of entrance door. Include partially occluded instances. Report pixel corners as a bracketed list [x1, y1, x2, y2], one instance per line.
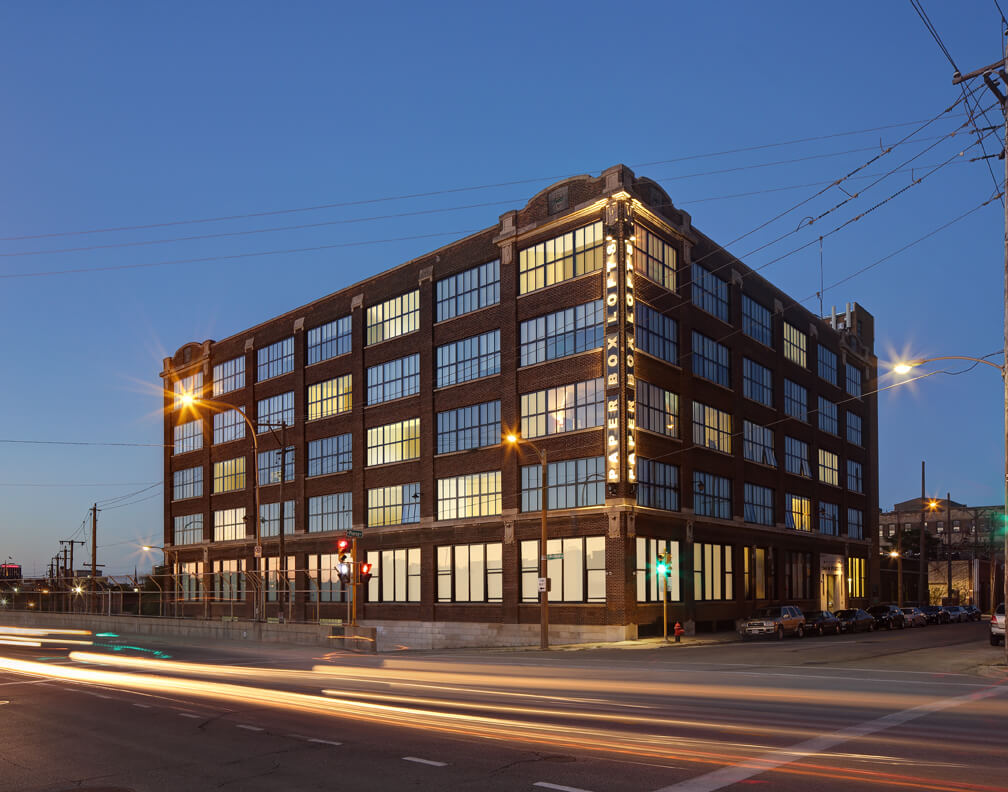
[821, 572, 838, 611]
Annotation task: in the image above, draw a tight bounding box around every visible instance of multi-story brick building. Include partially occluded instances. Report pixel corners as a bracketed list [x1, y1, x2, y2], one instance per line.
[161, 164, 878, 646]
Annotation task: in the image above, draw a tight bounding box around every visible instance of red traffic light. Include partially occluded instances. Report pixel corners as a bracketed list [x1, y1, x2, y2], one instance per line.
[336, 538, 350, 554]
[359, 562, 373, 586]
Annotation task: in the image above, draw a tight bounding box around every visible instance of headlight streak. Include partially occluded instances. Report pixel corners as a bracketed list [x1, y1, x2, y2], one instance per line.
[0, 627, 92, 637]
[0, 638, 42, 647]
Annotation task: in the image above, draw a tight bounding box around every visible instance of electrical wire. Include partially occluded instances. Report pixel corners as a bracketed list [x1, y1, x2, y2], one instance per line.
[100, 490, 163, 511]
[0, 438, 167, 448]
[97, 482, 162, 506]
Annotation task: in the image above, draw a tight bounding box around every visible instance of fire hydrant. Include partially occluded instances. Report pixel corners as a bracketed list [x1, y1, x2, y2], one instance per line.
[674, 621, 685, 643]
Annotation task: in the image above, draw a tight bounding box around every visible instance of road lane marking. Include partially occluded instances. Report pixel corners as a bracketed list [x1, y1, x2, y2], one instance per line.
[178, 712, 201, 719]
[534, 783, 595, 792]
[308, 738, 342, 746]
[285, 734, 310, 740]
[653, 682, 1008, 791]
[403, 756, 447, 766]
[132, 703, 151, 708]
[236, 724, 263, 731]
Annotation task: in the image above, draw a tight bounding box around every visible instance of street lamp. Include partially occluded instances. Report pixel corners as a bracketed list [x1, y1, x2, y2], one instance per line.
[505, 432, 550, 651]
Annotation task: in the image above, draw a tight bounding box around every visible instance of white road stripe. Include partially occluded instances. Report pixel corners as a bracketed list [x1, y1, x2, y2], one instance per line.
[308, 738, 342, 746]
[653, 682, 1008, 792]
[132, 703, 151, 708]
[236, 724, 263, 732]
[534, 783, 595, 792]
[285, 734, 310, 740]
[403, 756, 447, 766]
[178, 712, 201, 719]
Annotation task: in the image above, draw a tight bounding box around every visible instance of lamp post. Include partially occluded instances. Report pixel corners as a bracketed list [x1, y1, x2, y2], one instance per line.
[505, 432, 549, 651]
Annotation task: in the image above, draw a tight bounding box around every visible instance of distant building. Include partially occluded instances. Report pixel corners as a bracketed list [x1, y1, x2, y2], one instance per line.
[879, 498, 1003, 560]
[161, 164, 879, 647]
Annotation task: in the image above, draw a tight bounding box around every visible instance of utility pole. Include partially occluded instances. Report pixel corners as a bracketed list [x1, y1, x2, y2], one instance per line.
[278, 422, 287, 623]
[947, 492, 953, 603]
[59, 539, 84, 613]
[919, 461, 927, 604]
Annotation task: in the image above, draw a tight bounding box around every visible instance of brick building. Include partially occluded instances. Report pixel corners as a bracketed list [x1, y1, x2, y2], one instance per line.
[161, 164, 878, 646]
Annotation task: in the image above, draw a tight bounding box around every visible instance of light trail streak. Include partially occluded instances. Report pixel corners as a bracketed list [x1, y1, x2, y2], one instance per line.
[0, 639, 41, 647]
[0, 626, 92, 637]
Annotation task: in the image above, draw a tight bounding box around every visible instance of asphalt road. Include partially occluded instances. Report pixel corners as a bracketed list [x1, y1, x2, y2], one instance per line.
[0, 620, 1004, 792]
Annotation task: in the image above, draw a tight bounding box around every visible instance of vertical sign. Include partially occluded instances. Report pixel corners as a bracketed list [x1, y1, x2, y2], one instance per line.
[604, 205, 621, 486]
[624, 231, 636, 485]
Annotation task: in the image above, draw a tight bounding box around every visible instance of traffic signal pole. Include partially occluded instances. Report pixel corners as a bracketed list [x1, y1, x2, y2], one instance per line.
[662, 562, 668, 642]
[351, 537, 358, 627]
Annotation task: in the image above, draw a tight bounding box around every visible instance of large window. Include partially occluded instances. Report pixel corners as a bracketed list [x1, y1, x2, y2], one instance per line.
[366, 547, 421, 602]
[367, 354, 420, 405]
[173, 372, 202, 409]
[694, 543, 733, 601]
[744, 483, 774, 526]
[636, 538, 682, 602]
[818, 345, 838, 386]
[636, 303, 678, 365]
[783, 551, 813, 600]
[307, 433, 352, 476]
[846, 363, 862, 397]
[742, 358, 773, 406]
[518, 221, 604, 294]
[307, 376, 351, 421]
[257, 337, 294, 381]
[847, 412, 863, 446]
[633, 224, 677, 290]
[636, 459, 679, 511]
[520, 301, 603, 367]
[742, 295, 773, 347]
[436, 330, 500, 387]
[174, 420, 202, 455]
[213, 357, 245, 396]
[436, 259, 500, 321]
[257, 391, 295, 430]
[783, 322, 806, 368]
[213, 457, 246, 493]
[819, 502, 839, 535]
[367, 483, 420, 527]
[259, 501, 294, 538]
[308, 493, 352, 533]
[213, 559, 243, 600]
[847, 508, 864, 540]
[213, 410, 245, 445]
[848, 556, 866, 597]
[694, 471, 731, 519]
[213, 507, 245, 542]
[692, 263, 729, 322]
[307, 315, 352, 364]
[521, 456, 605, 511]
[692, 332, 730, 386]
[636, 380, 679, 437]
[744, 546, 772, 600]
[783, 379, 807, 422]
[436, 471, 502, 520]
[436, 400, 500, 454]
[366, 290, 420, 345]
[693, 402, 732, 454]
[521, 537, 606, 603]
[309, 553, 349, 603]
[180, 561, 203, 601]
[785, 494, 812, 531]
[784, 436, 811, 477]
[173, 466, 202, 500]
[818, 396, 838, 434]
[818, 449, 839, 486]
[743, 421, 777, 466]
[847, 459, 863, 493]
[173, 515, 203, 545]
[258, 446, 294, 486]
[366, 418, 420, 466]
[437, 543, 503, 603]
[520, 378, 603, 439]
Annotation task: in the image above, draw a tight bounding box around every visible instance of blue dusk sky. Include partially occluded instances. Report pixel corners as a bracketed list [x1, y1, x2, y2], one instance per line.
[1, 2, 1005, 576]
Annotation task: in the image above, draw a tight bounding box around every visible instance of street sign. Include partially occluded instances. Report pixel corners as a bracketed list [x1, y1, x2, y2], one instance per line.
[537, 577, 550, 592]
[347, 529, 363, 538]
[254, 544, 262, 558]
[546, 553, 563, 560]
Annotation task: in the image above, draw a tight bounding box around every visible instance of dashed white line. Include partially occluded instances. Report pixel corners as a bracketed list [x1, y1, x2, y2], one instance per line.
[178, 712, 201, 719]
[132, 703, 151, 709]
[534, 783, 595, 792]
[285, 734, 310, 740]
[236, 724, 263, 732]
[308, 738, 342, 746]
[403, 756, 447, 767]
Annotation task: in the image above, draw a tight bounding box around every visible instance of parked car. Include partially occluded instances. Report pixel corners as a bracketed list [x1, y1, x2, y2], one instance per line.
[920, 605, 949, 625]
[942, 605, 966, 623]
[991, 602, 1005, 646]
[803, 610, 842, 636]
[962, 605, 982, 622]
[900, 607, 927, 627]
[868, 604, 906, 630]
[740, 606, 806, 640]
[834, 608, 875, 633]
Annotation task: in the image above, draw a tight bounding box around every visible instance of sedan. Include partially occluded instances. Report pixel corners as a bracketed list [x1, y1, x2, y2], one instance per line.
[900, 607, 927, 627]
[943, 605, 966, 623]
[962, 605, 982, 622]
[834, 608, 875, 633]
[920, 605, 949, 624]
[803, 610, 842, 636]
[868, 604, 906, 630]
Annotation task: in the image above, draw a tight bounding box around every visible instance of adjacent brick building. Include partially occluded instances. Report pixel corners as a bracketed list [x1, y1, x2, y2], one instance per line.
[161, 164, 879, 646]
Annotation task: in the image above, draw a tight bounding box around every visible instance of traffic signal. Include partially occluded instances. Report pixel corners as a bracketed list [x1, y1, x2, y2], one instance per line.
[336, 538, 350, 557]
[336, 538, 352, 584]
[359, 562, 373, 587]
[656, 551, 669, 577]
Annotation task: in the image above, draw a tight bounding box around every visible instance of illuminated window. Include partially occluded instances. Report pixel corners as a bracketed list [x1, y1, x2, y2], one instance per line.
[437, 543, 503, 603]
[173, 372, 202, 409]
[783, 379, 807, 421]
[213, 357, 244, 396]
[692, 402, 732, 454]
[436, 471, 501, 520]
[846, 363, 862, 397]
[818, 345, 838, 385]
[367, 483, 420, 527]
[692, 332, 730, 386]
[818, 396, 838, 434]
[518, 221, 604, 295]
[691, 263, 729, 322]
[693, 471, 731, 519]
[633, 224, 677, 290]
[173, 515, 203, 545]
[366, 290, 420, 346]
[744, 546, 771, 600]
[173, 466, 202, 500]
[365, 547, 421, 602]
[259, 501, 294, 538]
[307, 433, 352, 476]
[212, 508, 245, 542]
[520, 378, 603, 439]
[521, 537, 606, 603]
[744, 483, 774, 526]
[742, 295, 773, 347]
[173, 419, 202, 455]
[180, 561, 203, 600]
[847, 556, 866, 597]
[257, 446, 294, 486]
[636, 303, 678, 364]
[257, 337, 294, 381]
[521, 457, 604, 512]
[819, 502, 839, 535]
[520, 301, 603, 367]
[308, 493, 352, 533]
[366, 418, 420, 466]
[636, 459, 679, 511]
[307, 316, 351, 364]
[783, 322, 806, 367]
[213, 410, 245, 445]
[847, 411, 863, 446]
[785, 494, 812, 531]
[436, 400, 500, 454]
[742, 358, 773, 406]
[847, 460, 863, 493]
[367, 354, 419, 405]
[213, 457, 246, 493]
[436, 260, 500, 321]
[213, 558, 243, 600]
[436, 330, 500, 387]
[784, 436, 811, 477]
[636, 380, 679, 437]
[743, 421, 777, 466]
[636, 538, 681, 602]
[257, 391, 294, 430]
[694, 543, 733, 601]
[307, 376, 351, 420]
[818, 449, 839, 486]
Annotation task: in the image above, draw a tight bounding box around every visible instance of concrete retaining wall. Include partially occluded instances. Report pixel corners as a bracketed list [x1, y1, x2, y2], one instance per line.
[363, 620, 637, 651]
